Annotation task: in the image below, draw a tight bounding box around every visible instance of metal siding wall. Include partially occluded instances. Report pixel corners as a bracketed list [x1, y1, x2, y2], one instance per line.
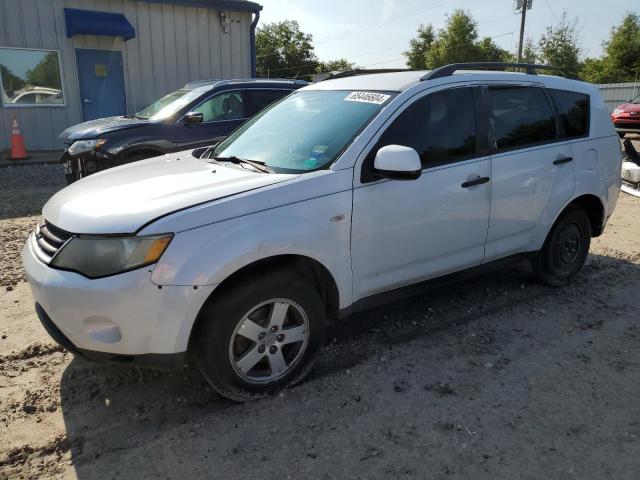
[597, 82, 640, 112]
[0, 0, 253, 151]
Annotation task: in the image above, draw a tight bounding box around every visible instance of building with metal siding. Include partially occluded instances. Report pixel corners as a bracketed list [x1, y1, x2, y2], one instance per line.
[0, 0, 262, 152]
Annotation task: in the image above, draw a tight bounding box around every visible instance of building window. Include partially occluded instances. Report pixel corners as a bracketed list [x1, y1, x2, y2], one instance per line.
[0, 48, 65, 107]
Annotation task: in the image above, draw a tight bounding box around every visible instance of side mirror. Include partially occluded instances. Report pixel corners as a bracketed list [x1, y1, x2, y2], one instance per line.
[373, 145, 422, 180]
[183, 111, 203, 125]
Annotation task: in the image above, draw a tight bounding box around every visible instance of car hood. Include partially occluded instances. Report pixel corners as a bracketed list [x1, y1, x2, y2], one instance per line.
[617, 103, 640, 113]
[59, 116, 149, 142]
[43, 152, 297, 234]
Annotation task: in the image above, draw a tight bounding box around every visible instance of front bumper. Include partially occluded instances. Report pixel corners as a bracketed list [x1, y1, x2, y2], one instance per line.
[612, 117, 640, 132]
[34, 302, 186, 369]
[22, 234, 216, 359]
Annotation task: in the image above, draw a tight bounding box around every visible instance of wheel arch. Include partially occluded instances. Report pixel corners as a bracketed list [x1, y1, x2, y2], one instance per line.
[188, 254, 340, 350]
[115, 146, 166, 164]
[566, 193, 606, 237]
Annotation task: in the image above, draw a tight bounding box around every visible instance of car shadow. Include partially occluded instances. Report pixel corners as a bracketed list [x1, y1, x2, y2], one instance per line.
[57, 252, 639, 479]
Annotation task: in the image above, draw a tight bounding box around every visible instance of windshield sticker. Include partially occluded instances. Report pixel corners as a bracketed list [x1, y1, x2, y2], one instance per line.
[344, 92, 391, 105]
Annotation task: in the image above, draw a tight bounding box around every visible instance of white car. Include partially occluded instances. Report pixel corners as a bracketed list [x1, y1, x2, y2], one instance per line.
[23, 63, 622, 401]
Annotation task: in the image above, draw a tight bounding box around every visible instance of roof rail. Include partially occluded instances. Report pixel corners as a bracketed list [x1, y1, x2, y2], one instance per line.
[421, 62, 579, 81]
[323, 68, 415, 80]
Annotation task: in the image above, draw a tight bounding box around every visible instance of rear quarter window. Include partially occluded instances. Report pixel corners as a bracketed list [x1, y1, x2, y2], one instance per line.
[548, 89, 590, 138]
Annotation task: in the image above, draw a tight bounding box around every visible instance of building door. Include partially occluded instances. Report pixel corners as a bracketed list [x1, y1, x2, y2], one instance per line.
[76, 49, 126, 121]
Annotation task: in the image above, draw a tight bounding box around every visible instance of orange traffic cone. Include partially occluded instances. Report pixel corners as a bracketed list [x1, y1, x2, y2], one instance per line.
[10, 115, 29, 160]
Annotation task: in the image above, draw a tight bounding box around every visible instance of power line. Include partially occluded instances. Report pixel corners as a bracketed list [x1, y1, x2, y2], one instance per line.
[543, 0, 557, 23]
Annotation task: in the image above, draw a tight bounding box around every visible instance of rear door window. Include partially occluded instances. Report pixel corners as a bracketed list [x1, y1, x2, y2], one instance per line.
[488, 86, 557, 151]
[193, 91, 246, 122]
[548, 89, 589, 138]
[245, 89, 290, 117]
[375, 87, 478, 168]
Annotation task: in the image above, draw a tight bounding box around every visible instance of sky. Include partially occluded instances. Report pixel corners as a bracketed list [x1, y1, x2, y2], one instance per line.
[258, 0, 638, 69]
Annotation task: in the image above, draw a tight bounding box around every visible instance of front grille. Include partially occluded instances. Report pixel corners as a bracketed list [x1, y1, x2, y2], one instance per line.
[33, 221, 73, 263]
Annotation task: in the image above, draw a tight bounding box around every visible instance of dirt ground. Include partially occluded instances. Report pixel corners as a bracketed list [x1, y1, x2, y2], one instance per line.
[1, 148, 640, 479]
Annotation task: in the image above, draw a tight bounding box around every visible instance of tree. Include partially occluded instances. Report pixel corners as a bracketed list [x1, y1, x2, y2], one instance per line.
[582, 13, 640, 83]
[404, 10, 511, 69]
[580, 57, 608, 83]
[477, 37, 513, 62]
[0, 65, 25, 94]
[426, 10, 482, 67]
[256, 20, 318, 80]
[25, 52, 62, 89]
[538, 13, 581, 76]
[316, 58, 356, 73]
[521, 37, 538, 64]
[603, 13, 640, 81]
[403, 24, 435, 69]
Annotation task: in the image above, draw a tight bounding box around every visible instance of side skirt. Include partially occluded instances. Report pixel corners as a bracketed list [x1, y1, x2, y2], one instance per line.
[338, 253, 536, 319]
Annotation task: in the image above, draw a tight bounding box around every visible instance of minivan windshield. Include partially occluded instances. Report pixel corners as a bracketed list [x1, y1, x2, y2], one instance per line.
[135, 88, 203, 121]
[211, 90, 394, 173]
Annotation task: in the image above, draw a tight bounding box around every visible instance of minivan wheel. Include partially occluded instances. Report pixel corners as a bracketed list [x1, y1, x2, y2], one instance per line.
[532, 206, 591, 287]
[193, 273, 325, 402]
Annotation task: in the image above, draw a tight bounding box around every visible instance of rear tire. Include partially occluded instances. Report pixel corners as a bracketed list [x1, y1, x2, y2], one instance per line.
[532, 206, 591, 287]
[618, 131, 626, 138]
[193, 271, 326, 402]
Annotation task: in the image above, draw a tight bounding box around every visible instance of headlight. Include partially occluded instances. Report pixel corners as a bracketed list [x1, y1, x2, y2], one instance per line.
[51, 234, 173, 278]
[68, 139, 106, 156]
[612, 108, 623, 116]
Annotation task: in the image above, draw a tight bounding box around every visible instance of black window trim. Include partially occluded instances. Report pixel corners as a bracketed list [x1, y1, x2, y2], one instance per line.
[361, 84, 488, 184]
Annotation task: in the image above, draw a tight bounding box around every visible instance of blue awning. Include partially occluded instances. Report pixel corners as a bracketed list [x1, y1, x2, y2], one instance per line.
[64, 8, 136, 41]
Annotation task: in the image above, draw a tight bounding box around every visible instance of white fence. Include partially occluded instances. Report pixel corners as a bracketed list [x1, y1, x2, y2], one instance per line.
[597, 82, 640, 112]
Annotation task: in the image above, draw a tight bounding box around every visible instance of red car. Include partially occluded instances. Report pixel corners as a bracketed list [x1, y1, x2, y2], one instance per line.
[611, 93, 640, 137]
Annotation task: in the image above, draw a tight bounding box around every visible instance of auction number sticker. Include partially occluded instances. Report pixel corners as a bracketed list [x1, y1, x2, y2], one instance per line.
[344, 92, 391, 104]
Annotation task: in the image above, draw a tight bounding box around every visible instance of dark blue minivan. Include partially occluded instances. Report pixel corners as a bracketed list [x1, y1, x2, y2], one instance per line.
[59, 78, 307, 183]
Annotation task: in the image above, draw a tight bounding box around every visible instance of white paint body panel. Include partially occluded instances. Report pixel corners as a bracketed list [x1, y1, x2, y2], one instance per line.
[23, 71, 622, 356]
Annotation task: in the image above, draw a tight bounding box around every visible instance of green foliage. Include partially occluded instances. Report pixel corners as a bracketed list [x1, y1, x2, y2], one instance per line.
[521, 37, 538, 64]
[581, 13, 640, 83]
[403, 24, 435, 69]
[538, 13, 581, 76]
[477, 37, 514, 63]
[25, 52, 62, 89]
[403, 10, 512, 69]
[0, 65, 25, 93]
[256, 20, 318, 80]
[427, 10, 482, 67]
[316, 58, 356, 73]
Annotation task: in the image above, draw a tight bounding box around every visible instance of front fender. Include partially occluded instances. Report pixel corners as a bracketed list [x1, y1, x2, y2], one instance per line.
[150, 190, 353, 308]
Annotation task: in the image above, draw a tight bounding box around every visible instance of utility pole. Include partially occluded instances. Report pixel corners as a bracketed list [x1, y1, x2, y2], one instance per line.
[517, 0, 528, 63]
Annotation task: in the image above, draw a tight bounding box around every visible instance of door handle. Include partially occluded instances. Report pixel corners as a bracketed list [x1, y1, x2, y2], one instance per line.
[461, 176, 490, 188]
[553, 156, 573, 165]
[83, 98, 92, 103]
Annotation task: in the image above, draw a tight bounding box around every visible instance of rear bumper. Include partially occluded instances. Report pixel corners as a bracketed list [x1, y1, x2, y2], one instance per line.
[35, 302, 186, 370]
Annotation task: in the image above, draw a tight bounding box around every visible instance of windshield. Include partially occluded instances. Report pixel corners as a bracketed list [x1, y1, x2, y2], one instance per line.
[631, 93, 640, 104]
[136, 88, 203, 120]
[212, 90, 394, 173]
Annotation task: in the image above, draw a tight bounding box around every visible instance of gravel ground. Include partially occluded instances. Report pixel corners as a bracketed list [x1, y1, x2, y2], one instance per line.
[1, 144, 640, 480]
[0, 164, 65, 288]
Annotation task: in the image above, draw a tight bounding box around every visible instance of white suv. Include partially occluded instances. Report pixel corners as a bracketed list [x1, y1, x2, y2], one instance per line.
[23, 63, 622, 401]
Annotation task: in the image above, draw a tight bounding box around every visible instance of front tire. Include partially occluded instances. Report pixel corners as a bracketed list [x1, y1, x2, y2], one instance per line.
[193, 272, 326, 401]
[532, 206, 591, 287]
